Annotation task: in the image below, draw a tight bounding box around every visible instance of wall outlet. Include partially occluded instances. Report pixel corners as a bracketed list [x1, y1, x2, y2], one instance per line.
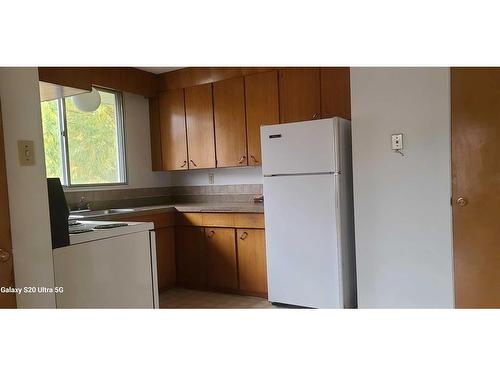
[18, 140, 35, 166]
[208, 172, 215, 184]
[391, 134, 403, 150]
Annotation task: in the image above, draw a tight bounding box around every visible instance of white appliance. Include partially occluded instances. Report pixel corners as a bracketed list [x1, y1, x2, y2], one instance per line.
[53, 220, 159, 308]
[261, 117, 356, 308]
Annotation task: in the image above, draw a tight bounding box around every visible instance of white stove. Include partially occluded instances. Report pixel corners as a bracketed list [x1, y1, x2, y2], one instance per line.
[67, 220, 153, 244]
[53, 220, 159, 308]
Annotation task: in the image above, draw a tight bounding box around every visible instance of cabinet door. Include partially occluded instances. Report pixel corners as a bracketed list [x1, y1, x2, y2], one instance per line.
[279, 68, 321, 123]
[155, 227, 176, 291]
[149, 97, 163, 171]
[320, 67, 351, 120]
[245, 71, 279, 166]
[184, 83, 216, 169]
[237, 229, 267, 296]
[213, 77, 248, 167]
[159, 89, 188, 171]
[205, 228, 238, 290]
[175, 226, 207, 288]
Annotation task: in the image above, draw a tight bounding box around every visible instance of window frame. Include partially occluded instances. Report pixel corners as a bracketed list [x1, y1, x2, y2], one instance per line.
[48, 87, 128, 189]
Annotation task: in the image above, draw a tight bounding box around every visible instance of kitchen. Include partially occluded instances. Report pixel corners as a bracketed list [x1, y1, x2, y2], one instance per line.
[2, 1, 499, 372]
[5, 64, 500, 311]
[36, 67, 353, 309]
[0, 62, 489, 375]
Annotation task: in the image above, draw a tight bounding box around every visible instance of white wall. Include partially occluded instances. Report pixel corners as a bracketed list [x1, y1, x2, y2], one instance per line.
[170, 166, 263, 186]
[67, 91, 171, 191]
[0, 68, 56, 308]
[350, 68, 454, 308]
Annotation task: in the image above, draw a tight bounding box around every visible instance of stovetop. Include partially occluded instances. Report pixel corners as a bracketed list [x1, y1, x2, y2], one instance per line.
[68, 220, 130, 234]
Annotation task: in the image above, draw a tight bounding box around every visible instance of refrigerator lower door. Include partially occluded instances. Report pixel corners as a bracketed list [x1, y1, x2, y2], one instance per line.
[263, 174, 342, 308]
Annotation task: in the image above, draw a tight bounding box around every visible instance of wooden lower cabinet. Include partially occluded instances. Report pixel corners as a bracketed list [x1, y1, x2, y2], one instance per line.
[205, 228, 238, 290]
[175, 226, 207, 288]
[117, 212, 267, 298]
[155, 227, 176, 291]
[237, 229, 267, 296]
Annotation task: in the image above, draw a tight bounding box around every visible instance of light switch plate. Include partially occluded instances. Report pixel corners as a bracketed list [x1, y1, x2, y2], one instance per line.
[18, 140, 35, 166]
[208, 172, 214, 185]
[391, 134, 403, 150]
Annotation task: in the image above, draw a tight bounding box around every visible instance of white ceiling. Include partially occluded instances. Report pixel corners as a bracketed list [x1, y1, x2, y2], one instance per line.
[136, 67, 183, 75]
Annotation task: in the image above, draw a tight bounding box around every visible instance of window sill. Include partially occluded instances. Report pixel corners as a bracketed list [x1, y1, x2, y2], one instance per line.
[63, 183, 129, 192]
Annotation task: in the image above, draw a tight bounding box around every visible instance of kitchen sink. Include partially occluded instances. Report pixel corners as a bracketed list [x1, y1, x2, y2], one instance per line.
[69, 208, 136, 219]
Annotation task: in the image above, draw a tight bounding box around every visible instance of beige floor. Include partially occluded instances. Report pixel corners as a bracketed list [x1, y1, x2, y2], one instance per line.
[160, 287, 275, 309]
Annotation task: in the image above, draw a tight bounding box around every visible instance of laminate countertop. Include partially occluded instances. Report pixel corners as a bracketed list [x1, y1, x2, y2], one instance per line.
[69, 202, 264, 221]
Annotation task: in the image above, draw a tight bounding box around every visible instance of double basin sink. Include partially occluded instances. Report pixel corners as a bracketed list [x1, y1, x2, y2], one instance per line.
[69, 208, 140, 219]
[69, 204, 261, 220]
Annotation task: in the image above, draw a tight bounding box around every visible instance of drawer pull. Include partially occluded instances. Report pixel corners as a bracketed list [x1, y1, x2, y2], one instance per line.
[207, 230, 215, 238]
[190, 159, 197, 167]
[238, 155, 247, 164]
[180, 160, 187, 168]
[250, 155, 258, 163]
[239, 232, 248, 240]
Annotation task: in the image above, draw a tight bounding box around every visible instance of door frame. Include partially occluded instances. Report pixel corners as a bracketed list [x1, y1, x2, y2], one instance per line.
[0, 100, 16, 308]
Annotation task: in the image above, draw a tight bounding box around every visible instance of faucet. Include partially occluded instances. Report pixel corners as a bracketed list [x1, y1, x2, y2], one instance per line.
[77, 196, 92, 211]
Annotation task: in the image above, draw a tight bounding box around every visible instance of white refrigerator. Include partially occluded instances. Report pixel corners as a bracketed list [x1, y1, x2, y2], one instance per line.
[261, 117, 356, 308]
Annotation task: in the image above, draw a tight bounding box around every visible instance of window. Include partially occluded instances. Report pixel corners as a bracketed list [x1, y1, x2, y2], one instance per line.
[41, 88, 127, 187]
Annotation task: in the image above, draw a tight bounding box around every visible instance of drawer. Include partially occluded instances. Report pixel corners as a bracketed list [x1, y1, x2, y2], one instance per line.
[202, 213, 235, 227]
[234, 213, 264, 228]
[176, 212, 264, 228]
[176, 212, 203, 226]
[118, 212, 175, 229]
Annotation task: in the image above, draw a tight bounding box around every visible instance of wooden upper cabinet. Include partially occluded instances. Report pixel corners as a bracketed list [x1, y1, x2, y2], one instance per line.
[205, 228, 238, 290]
[213, 77, 248, 167]
[244, 71, 279, 166]
[148, 97, 163, 171]
[184, 83, 216, 169]
[278, 68, 321, 123]
[158, 89, 188, 171]
[320, 67, 351, 120]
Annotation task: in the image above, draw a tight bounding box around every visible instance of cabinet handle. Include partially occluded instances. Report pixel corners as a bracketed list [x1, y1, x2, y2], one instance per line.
[190, 159, 197, 167]
[250, 155, 259, 163]
[0, 249, 10, 263]
[180, 160, 187, 168]
[238, 155, 247, 164]
[312, 113, 318, 119]
[207, 230, 215, 238]
[239, 232, 248, 240]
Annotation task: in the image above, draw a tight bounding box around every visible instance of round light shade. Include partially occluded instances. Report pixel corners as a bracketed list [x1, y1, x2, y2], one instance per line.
[72, 88, 101, 112]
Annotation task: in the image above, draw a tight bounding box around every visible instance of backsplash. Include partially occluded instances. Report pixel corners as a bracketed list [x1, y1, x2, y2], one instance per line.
[64, 187, 172, 210]
[171, 184, 262, 204]
[64, 184, 263, 210]
[169, 166, 263, 186]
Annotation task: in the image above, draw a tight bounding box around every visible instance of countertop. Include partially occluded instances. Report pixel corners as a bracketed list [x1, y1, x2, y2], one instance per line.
[69, 202, 264, 221]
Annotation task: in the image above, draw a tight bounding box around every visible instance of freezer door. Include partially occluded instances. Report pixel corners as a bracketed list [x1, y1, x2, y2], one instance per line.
[263, 174, 342, 308]
[261, 118, 339, 175]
